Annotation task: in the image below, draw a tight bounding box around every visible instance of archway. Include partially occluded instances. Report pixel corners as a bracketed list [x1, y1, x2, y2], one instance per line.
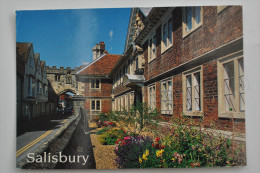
[57, 89, 76, 110]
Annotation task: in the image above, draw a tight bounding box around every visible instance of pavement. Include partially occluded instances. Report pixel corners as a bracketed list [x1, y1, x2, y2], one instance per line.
[16, 115, 72, 163]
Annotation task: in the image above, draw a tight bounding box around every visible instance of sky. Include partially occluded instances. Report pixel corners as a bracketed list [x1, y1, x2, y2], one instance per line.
[16, 8, 131, 68]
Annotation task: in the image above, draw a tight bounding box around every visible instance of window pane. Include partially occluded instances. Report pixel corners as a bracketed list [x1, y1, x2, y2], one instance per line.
[96, 100, 100, 110]
[91, 100, 95, 110]
[186, 7, 192, 32]
[161, 83, 167, 111]
[96, 79, 99, 88]
[91, 80, 95, 88]
[152, 87, 156, 109]
[186, 75, 192, 111]
[224, 62, 235, 111]
[149, 38, 152, 59]
[168, 81, 172, 111]
[163, 23, 168, 48]
[168, 18, 172, 45]
[238, 58, 245, 111]
[194, 7, 201, 25]
[152, 36, 156, 58]
[194, 72, 201, 111]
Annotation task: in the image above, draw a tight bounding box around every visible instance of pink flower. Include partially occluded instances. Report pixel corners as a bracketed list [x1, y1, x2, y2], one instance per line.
[124, 136, 130, 140]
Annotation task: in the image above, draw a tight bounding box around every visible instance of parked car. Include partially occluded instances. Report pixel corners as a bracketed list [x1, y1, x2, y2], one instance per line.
[63, 107, 74, 115]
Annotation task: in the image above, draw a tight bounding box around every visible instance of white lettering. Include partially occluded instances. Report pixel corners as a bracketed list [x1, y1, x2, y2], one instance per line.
[27, 153, 35, 163]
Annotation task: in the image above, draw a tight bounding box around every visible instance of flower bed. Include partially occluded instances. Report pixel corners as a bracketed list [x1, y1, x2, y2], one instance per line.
[97, 120, 116, 128]
[111, 120, 244, 168]
[94, 107, 245, 168]
[99, 128, 127, 145]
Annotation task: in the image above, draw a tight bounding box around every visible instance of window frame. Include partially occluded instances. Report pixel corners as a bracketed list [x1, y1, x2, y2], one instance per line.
[148, 84, 156, 110]
[148, 33, 157, 63]
[90, 79, 101, 89]
[160, 78, 173, 115]
[28, 76, 32, 96]
[182, 6, 203, 38]
[161, 16, 173, 53]
[217, 51, 245, 119]
[90, 99, 101, 111]
[182, 66, 204, 117]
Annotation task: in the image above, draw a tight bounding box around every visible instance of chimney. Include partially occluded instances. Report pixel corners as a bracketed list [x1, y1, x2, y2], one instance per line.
[92, 42, 106, 61]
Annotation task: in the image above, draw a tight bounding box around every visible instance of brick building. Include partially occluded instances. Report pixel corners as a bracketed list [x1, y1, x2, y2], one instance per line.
[76, 42, 121, 119]
[110, 8, 150, 112]
[110, 6, 245, 133]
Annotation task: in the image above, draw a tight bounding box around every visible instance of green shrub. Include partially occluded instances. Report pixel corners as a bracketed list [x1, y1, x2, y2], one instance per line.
[96, 127, 110, 135]
[99, 128, 127, 145]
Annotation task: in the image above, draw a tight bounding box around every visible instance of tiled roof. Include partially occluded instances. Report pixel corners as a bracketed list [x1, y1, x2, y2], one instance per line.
[40, 61, 46, 72]
[77, 54, 121, 76]
[16, 42, 33, 62]
[34, 53, 40, 70]
[16, 55, 25, 77]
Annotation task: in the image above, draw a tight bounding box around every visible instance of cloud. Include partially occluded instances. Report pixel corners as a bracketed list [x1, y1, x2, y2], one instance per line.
[72, 9, 99, 66]
[109, 30, 113, 41]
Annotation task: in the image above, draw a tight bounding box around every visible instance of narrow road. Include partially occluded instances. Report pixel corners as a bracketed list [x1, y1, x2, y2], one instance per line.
[16, 115, 71, 163]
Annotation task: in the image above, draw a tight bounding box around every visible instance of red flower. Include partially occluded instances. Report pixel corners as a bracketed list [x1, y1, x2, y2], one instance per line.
[156, 137, 160, 142]
[152, 143, 154, 147]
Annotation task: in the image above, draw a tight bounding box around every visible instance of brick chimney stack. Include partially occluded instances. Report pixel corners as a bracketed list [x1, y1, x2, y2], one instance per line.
[92, 42, 106, 60]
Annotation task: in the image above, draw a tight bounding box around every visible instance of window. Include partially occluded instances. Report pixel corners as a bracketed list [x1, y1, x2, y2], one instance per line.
[91, 100, 101, 111]
[183, 67, 203, 116]
[125, 94, 129, 111]
[28, 77, 32, 96]
[36, 81, 40, 93]
[32, 79, 35, 96]
[120, 96, 123, 111]
[183, 7, 202, 37]
[161, 80, 172, 114]
[130, 92, 134, 107]
[39, 82, 42, 94]
[30, 56, 34, 67]
[136, 58, 139, 70]
[90, 79, 101, 89]
[148, 34, 156, 62]
[218, 53, 245, 118]
[148, 85, 156, 110]
[161, 17, 173, 52]
[55, 74, 60, 82]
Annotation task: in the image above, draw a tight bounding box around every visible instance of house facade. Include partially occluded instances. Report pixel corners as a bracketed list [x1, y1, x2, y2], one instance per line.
[16, 42, 52, 122]
[76, 42, 121, 120]
[110, 8, 151, 113]
[110, 6, 244, 133]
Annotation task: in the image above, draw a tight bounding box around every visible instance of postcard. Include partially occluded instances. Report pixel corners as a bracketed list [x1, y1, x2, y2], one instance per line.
[16, 6, 246, 169]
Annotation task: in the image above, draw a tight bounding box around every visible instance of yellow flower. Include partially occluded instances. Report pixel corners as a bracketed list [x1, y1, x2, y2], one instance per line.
[139, 158, 142, 163]
[156, 149, 164, 157]
[142, 154, 147, 160]
[145, 149, 149, 156]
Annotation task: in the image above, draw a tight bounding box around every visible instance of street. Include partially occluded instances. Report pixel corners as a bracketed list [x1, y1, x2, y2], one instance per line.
[16, 115, 71, 163]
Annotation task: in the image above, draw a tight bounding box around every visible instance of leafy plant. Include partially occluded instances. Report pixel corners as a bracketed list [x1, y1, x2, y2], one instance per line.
[96, 127, 110, 135]
[108, 102, 160, 136]
[99, 128, 127, 145]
